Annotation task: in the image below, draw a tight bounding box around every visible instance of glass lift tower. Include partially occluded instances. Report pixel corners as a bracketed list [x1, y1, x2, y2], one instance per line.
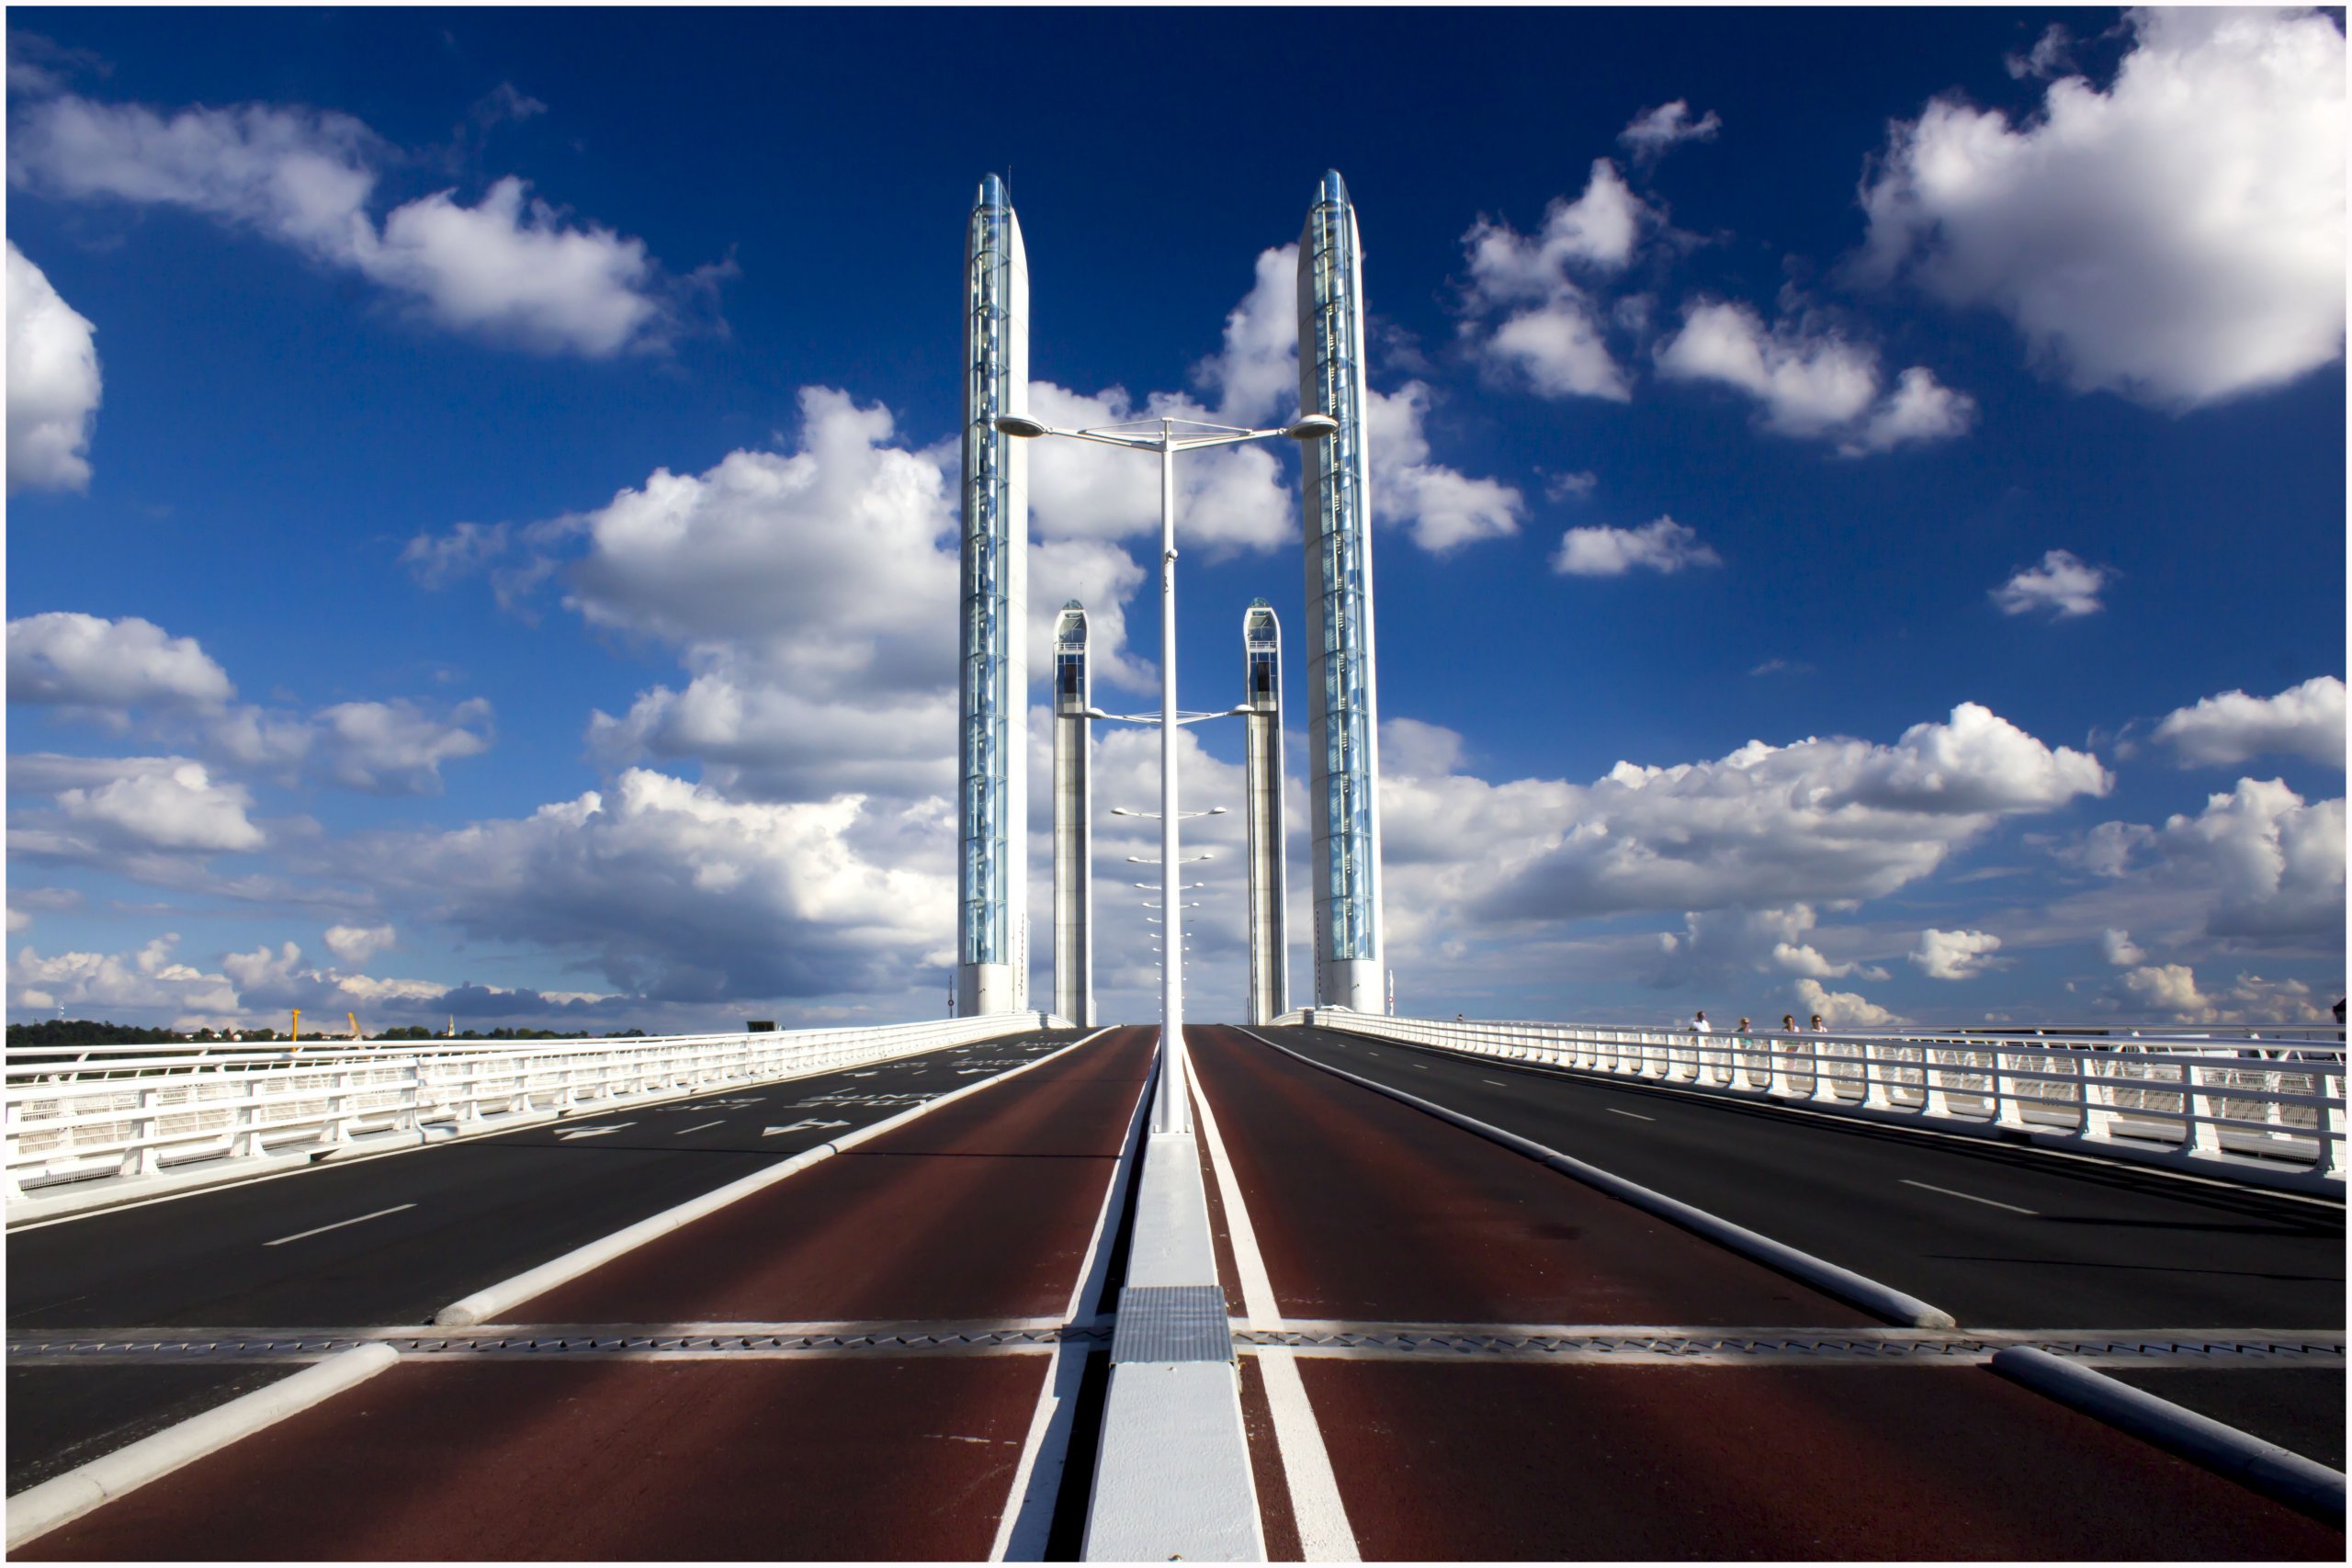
[958, 174, 1031, 1016]
[1241, 600, 1288, 1025]
[1052, 603, 1096, 1027]
[1295, 170, 1386, 1012]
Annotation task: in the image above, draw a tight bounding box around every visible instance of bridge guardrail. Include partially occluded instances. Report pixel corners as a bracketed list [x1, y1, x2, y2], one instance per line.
[1285, 1010, 2346, 1196]
[6, 1013, 1053, 1204]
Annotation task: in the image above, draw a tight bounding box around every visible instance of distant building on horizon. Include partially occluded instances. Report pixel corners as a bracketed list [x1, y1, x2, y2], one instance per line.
[957, 174, 1030, 1017]
[1295, 170, 1386, 1013]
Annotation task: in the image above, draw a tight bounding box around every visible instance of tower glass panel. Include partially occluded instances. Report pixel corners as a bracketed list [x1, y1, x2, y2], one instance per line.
[1296, 171, 1385, 1010]
[958, 175, 1028, 1012]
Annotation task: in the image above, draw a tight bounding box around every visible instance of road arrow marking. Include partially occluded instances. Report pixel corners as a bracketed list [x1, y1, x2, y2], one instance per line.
[764, 1119, 853, 1136]
[557, 1123, 635, 1140]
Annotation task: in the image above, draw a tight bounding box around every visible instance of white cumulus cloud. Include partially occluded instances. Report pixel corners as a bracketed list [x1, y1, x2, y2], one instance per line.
[2120, 962, 2331, 1025]
[1620, 100, 1722, 162]
[9, 92, 695, 355]
[1385, 704, 2108, 931]
[2152, 676, 2345, 771]
[2100, 928, 2145, 967]
[1656, 299, 1975, 452]
[10, 933, 239, 1026]
[1462, 161, 1644, 400]
[323, 923, 395, 964]
[1857, 7, 2346, 409]
[1991, 548, 2107, 618]
[2079, 777, 2345, 945]
[1794, 977, 1905, 1029]
[54, 759, 264, 853]
[1910, 927, 2004, 980]
[8, 612, 233, 715]
[343, 768, 959, 1004]
[6, 242, 101, 493]
[1552, 515, 1721, 578]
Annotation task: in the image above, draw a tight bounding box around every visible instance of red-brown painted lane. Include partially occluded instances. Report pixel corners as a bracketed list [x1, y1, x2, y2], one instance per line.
[520, 1026, 1154, 1323]
[18, 1357, 1046, 1562]
[1198, 1028, 2341, 1559]
[1299, 1359, 2344, 1561]
[16, 1030, 1155, 1562]
[1189, 1025, 1871, 1326]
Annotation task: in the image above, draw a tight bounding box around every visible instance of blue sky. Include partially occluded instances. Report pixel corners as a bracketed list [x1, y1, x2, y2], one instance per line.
[6, 6, 2344, 1034]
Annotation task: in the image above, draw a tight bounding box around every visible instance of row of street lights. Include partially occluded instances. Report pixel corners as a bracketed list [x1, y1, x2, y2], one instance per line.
[993, 412, 1335, 1134]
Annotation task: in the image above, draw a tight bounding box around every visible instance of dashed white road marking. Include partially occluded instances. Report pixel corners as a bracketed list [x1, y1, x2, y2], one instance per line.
[673, 1121, 725, 1135]
[1483, 1079, 1508, 1088]
[1607, 1108, 1654, 1122]
[1193, 1048, 1360, 1561]
[763, 1120, 852, 1136]
[556, 1123, 634, 1141]
[264, 1203, 416, 1247]
[1903, 1179, 2038, 1215]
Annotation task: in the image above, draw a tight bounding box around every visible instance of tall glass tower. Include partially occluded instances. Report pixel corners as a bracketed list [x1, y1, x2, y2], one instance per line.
[958, 175, 1030, 1016]
[1295, 170, 1385, 1012]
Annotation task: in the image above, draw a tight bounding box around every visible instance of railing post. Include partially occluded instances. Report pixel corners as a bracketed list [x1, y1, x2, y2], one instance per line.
[2079, 1054, 2110, 1141]
[2323, 1070, 2347, 1179]
[4, 1096, 26, 1199]
[1922, 1045, 1951, 1118]
[130, 1086, 162, 1177]
[1860, 1038, 1891, 1110]
[1993, 1047, 2030, 1129]
[2187, 1060, 2222, 1157]
[1812, 1039, 1845, 1105]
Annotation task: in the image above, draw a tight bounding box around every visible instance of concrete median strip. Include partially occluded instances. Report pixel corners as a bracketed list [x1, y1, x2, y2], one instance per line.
[1241, 1029, 1956, 1331]
[6, 1341, 400, 1551]
[433, 1029, 1110, 1328]
[1989, 1346, 2346, 1528]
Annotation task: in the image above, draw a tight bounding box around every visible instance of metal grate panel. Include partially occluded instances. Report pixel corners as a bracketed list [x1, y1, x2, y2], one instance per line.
[1110, 1285, 1234, 1364]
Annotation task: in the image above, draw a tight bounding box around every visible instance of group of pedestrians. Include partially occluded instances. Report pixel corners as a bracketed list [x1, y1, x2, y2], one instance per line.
[1689, 1010, 1826, 1035]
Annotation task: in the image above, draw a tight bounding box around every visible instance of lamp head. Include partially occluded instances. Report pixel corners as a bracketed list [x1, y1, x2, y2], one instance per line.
[1284, 413, 1339, 441]
[993, 414, 1051, 438]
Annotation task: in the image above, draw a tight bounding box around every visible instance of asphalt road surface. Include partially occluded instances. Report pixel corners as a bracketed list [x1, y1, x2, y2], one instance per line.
[1254, 1022, 2345, 1329]
[6, 1025, 1084, 1496]
[1250, 1022, 2346, 1468]
[15, 1029, 1155, 1560]
[8, 1027, 1084, 1330]
[1190, 1025, 2341, 1562]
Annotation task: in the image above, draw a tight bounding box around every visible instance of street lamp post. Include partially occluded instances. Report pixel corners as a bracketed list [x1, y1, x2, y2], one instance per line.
[997, 412, 1333, 1134]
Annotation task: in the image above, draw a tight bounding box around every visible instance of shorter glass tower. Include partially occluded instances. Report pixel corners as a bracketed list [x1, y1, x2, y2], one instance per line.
[1241, 600, 1288, 1025]
[1052, 603, 1094, 1027]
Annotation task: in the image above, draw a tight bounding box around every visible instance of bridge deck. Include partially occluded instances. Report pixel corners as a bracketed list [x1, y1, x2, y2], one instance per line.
[1189, 1025, 2343, 1561]
[12, 1029, 1151, 1561]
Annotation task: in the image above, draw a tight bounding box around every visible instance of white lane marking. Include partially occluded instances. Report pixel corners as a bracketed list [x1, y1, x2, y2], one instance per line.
[1607, 1108, 1654, 1122]
[264, 1203, 416, 1247]
[1903, 1179, 2038, 1215]
[991, 1031, 1149, 1563]
[1192, 1043, 1361, 1561]
[763, 1120, 851, 1136]
[673, 1121, 725, 1135]
[556, 1123, 635, 1141]
[1483, 1079, 1508, 1088]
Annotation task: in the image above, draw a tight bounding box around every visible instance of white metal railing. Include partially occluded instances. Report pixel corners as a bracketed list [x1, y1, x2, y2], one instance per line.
[6, 1013, 1053, 1201]
[1290, 1010, 2347, 1194]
